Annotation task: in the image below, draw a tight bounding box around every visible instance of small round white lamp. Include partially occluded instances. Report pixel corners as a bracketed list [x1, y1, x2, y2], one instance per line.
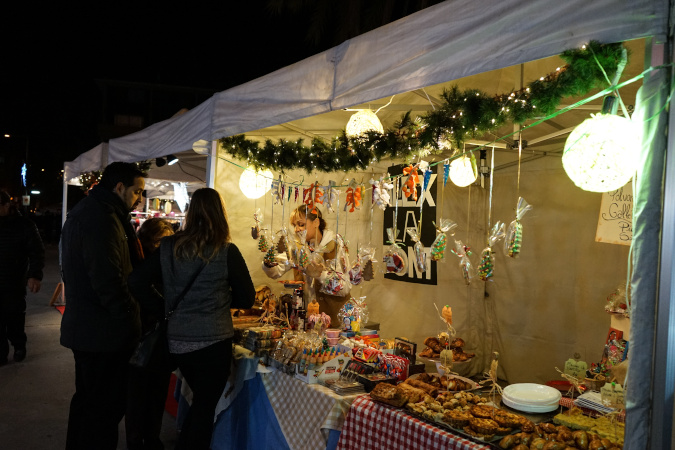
[450, 153, 478, 187]
[345, 109, 384, 138]
[239, 168, 273, 199]
[562, 111, 640, 193]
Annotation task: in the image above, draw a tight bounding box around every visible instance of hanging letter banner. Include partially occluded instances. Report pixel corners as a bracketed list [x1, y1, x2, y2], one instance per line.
[383, 164, 437, 285]
[595, 181, 633, 246]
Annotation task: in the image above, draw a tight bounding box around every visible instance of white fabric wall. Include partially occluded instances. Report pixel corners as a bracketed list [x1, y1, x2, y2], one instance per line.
[214, 149, 629, 384]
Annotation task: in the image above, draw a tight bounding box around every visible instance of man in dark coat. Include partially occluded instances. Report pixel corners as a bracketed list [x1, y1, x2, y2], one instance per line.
[0, 191, 44, 365]
[60, 162, 145, 450]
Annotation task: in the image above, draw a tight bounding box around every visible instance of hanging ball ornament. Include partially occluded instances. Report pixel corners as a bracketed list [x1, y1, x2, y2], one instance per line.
[345, 109, 384, 138]
[449, 153, 478, 187]
[562, 113, 640, 192]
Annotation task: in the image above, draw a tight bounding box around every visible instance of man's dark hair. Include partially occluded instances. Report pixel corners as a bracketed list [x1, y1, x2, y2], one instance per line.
[98, 162, 145, 190]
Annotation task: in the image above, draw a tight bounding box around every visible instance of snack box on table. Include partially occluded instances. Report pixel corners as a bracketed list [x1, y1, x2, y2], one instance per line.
[295, 354, 352, 384]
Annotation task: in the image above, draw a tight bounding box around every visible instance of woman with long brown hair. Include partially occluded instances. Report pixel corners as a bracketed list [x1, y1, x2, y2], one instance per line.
[129, 188, 255, 450]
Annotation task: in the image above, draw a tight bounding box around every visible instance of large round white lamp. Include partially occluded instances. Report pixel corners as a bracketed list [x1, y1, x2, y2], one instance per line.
[239, 168, 273, 199]
[449, 153, 478, 187]
[562, 99, 640, 192]
[345, 109, 384, 138]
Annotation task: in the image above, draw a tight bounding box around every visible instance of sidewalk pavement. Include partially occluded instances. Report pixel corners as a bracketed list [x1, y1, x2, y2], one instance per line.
[0, 243, 178, 449]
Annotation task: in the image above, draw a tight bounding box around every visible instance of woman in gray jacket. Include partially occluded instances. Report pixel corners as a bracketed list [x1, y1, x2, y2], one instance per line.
[129, 188, 255, 450]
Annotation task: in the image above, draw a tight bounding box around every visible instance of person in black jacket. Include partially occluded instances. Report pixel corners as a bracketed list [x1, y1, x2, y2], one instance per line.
[0, 190, 44, 365]
[60, 162, 145, 450]
[129, 188, 255, 450]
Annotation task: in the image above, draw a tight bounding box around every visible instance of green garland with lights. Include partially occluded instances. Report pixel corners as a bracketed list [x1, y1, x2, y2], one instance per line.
[78, 160, 152, 193]
[220, 41, 625, 173]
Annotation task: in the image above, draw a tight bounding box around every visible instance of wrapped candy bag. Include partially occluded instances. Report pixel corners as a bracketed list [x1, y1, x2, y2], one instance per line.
[349, 254, 363, 285]
[431, 219, 458, 262]
[505, 197, 533, 258]
[321, 270, 348, 296]
[358, 246, 376, 282]
[353, 296, 369, 325]
[478, 222, 506, 280]
[338, 300, 358, 331]
[451, 240, 474, 285]
[258, 229, 272, 253]
[383, 228, 407, 274]
[263, 246, 278, 268]
[406, 227, 427, 273]
[251, 208, 263, 239]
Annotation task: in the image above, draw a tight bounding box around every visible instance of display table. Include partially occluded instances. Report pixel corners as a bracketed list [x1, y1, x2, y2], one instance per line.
[337, 395, 491, 450]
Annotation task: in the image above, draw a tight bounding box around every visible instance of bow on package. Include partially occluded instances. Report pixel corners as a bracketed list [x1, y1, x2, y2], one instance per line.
[478, 221, 506, 281]
[431, 219, 458, 262]
[505, 197, 533, 258]
[406, 227, 427, 273]
[401, 165, 420, 201]
[451, 240, 474, 285]
[383, 228, 408, 274]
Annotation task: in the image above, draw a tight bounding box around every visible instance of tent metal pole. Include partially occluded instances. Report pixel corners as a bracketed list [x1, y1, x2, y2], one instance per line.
[206, 140, 217, 188]
[61, 162, 68, 227]
[650, 36, 675, 450]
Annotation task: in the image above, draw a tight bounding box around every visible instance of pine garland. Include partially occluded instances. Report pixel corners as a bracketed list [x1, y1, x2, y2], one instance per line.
[220, 41, 625, 173]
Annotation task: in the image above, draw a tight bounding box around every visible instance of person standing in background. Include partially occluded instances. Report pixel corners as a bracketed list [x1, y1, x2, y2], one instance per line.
[60, 162, 145, 450]
[0, 190, 44, 365]
[126, 217, 175, 450]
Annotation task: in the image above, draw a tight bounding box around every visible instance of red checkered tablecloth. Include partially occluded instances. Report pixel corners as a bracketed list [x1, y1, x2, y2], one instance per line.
[337, 395, 492, 450]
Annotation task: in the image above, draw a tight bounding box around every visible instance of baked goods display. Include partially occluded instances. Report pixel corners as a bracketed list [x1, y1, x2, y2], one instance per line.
[553, 410, 625, 445]
[419, 336, 475, 361]
[369, 382, 408, 407]
[496, 423, 624, 449]
[413, 372, 478, 391]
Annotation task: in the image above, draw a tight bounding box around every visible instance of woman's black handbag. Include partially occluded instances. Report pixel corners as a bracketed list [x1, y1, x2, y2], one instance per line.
[129, 261, 205, 369]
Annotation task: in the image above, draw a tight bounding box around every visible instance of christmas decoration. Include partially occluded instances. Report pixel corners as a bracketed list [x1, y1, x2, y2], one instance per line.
[345, 109, 384, 138]
[263, 246, 278, 268]
[451, 240, 474, 285]
[239, 167, 273, 199]
[406, 227, 427, 273]
[251, 209, 262, 240]
[401, 165, 420, 201]
[370, 177, 393, 210]
[449, 152, 478, 187]
[344, 179, 363, 212]
[506, 197, 533, 258]
[478, 221, 506, 280]
[220, 42, 625, 173]
[431, 218, 458, 262]
[383, 228, 408, 274]
[362, 259, 375, 281]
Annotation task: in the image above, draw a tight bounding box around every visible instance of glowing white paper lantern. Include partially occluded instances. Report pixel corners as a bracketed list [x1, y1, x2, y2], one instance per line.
[449, 154, 478, 187]
[562, 113, 640, 192]
[345, 110, 384, 138]
[239, 168, 273, 199]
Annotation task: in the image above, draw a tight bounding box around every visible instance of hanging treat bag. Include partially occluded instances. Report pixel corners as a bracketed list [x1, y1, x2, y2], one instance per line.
[406, 227, 427, 273]
[383, 228, 408, 274]
[478, 221, 506, 280]
[321, 269, 348, 296]
[263, 245, 278, 268]
[258, 228, 271, 253]
[349, 254, 363, 285]
[451, 240, 474, 285]
[358, 246, 376, 281]
[431, 218, 458, 262]
[353, 296, 369, 325]
[338, 299, 358, 331]
[251, 208, 263, 239]
[505, 197, 533, 258]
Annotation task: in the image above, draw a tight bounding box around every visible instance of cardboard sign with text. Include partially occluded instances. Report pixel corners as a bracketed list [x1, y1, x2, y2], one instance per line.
[383, 164, 437, 285]
[595, 182, 633, 246]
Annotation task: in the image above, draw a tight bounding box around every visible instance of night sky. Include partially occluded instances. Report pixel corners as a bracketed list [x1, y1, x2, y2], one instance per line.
[0, 2, 315, 204]
[0, 1, 438, 207]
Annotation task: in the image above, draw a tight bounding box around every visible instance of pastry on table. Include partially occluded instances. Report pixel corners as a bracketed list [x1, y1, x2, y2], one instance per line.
[370, 382, 408, 407]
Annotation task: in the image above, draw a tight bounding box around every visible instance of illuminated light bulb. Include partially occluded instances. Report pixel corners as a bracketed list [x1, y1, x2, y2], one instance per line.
[562, 113, 640, 192]
[449, 153, 478, 187]
[345, 109, 384, 138]
[239, 167, 273, 199]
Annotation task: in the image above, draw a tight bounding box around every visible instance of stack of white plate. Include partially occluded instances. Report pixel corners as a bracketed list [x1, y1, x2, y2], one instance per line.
[501, 383, 562, 413]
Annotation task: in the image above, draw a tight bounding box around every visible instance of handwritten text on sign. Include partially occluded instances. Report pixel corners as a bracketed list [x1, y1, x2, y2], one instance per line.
[595, 182, 633, 246]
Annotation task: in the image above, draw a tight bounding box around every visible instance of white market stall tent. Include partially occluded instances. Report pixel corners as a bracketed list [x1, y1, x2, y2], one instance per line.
[101, 1, 672, 448]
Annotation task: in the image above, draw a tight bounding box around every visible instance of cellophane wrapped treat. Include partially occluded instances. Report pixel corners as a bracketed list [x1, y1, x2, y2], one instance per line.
[406, 227, 427, 272]
[505, 197, 533, 258]
[320, 269, 348, 296]
[383, 228, 408, 274]
[451, 240, 475, 285]
[431, 219, 458, 262]
[251, 208, 262, 240]
[478, 221, 506, 281]
[258, 229, 272, 253]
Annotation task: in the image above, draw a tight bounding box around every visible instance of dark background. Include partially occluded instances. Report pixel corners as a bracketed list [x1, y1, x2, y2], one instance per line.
[0, 1, 442, 211]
